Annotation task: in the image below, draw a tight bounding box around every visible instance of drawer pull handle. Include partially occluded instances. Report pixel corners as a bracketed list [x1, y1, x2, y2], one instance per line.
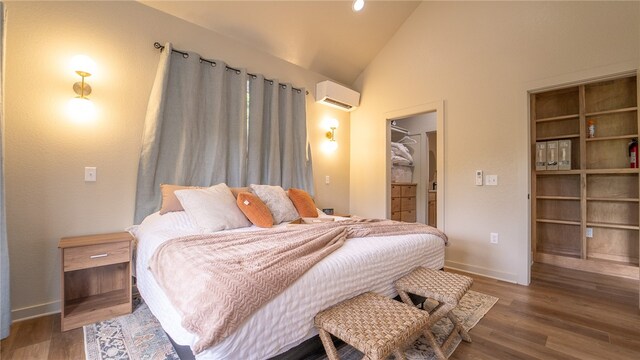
[90, 253, 108, 259]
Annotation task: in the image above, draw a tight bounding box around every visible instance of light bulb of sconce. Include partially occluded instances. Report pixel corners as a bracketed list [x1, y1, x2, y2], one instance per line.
[70, 54, 97, 77]
[353, 0, 365, 12]
[322, 140, 338, 153]
[67, 97, 96, 123]
[326, 118, 339, 130]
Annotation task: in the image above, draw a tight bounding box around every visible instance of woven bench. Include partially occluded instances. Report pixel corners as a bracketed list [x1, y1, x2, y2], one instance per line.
[395, 267, 473, 360]
[314, 292, 430, 360]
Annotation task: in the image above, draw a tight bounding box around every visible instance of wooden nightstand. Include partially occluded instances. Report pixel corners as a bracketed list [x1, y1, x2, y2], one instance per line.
[58, 232, 133, 331]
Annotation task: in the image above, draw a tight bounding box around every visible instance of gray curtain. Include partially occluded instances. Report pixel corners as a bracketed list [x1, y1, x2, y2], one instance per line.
[247, 76, 314, 193]
[135, 43, 314, 223]
[0, 1, 10, 340]
[247, 75, 280, 185]
[134, 43, 248, 223]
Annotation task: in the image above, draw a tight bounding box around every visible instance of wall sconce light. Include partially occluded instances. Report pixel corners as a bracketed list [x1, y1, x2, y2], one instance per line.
[322, 118, 339, 152]
[353, 0, 365, 12]
[67, 55, 97, 123]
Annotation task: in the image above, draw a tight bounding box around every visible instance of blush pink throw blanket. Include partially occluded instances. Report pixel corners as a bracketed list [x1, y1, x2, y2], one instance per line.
[148, 219, 447, 354]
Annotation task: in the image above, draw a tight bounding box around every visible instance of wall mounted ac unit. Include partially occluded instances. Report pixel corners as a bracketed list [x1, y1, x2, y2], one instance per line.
[315, 80, 361, 112]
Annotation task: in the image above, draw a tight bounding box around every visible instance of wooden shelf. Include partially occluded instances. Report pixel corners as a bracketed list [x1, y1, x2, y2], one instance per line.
[587, 254, 638, 266]
[536, 170, 581, 175]
[586, 197, 639, 202]
[537, 249, 581, 259]
[586, 255, 639, 268]
[585, 168, 639, 175]
[535, 253, 639, 280]
[64, 288, 129, 318]
[536, 114, 579, 123]
[586, 134, 639, 142]
[537, 218, 581, 226]
[586, 222, 639, 231]
[585, 106, 638, 117]
[536, 134, 580, 141]
[537, 196, 581, 201]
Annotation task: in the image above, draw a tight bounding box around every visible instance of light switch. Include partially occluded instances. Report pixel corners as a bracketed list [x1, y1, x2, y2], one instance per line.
[325, 175, 330, 185]
[486, 175, 498, 186]
[85, 167, 97, 182]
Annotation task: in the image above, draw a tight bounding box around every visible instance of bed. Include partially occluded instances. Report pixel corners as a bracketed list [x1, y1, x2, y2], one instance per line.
[131, 210, 446, 360]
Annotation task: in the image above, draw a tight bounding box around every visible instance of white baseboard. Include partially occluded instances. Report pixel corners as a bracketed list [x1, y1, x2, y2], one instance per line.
[11, 300, 60, 322]
[445, 260, 519, 284]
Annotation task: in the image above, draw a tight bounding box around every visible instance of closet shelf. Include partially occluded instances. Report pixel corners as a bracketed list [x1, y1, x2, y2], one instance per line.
[586, 222, 639, 231]
[537, 249, 582, 258]
[536, 134, 580, 141]
[586, 134, 638, 142]
[585, 106, 638, 117]
[536, 196, 581, 201]
[585, 168, 640, 175]
[536, 170, 581, 175]
[535, 114, 579, 123]
[536, 219, 581, 226]
[586, 197, 639, 202]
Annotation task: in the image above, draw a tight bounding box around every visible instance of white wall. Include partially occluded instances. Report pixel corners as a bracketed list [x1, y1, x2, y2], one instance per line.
[350, 1, 639, 284]
[4, 1, 351, 320]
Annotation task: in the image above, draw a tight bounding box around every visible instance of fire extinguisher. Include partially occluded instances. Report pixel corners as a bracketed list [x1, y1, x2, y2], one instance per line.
[629, 138, 638, 168]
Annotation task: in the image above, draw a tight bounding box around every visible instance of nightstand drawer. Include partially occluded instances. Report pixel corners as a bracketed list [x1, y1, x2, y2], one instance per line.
[391, 211, 402, 221]
[64, 241, 130, 272]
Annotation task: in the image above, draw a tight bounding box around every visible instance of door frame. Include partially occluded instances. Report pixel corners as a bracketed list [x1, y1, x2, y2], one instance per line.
[385, 101, 445, 230]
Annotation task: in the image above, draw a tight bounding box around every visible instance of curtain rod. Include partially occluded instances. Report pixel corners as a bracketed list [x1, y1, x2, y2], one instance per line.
[154, 42, 308, 95]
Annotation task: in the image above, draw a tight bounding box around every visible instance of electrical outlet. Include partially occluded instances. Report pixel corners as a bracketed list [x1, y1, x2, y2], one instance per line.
[475, 170, 483, 186]
[586, 227, 593, 238]
[84, 167, 97, 182]
[490, 232, 499, 244]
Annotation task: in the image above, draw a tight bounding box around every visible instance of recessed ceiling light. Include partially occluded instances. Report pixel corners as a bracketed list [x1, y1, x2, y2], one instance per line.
[353, 0, 365, 12]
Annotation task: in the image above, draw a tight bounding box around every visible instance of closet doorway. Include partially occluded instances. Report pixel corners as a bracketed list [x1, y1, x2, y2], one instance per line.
[386, 102, 444, 230]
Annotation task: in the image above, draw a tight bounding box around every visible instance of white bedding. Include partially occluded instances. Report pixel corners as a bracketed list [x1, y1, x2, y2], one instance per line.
[132, 211, 445, 360]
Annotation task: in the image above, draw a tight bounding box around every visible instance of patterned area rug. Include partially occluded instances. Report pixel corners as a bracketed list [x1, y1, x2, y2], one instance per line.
[83, 297, 179, 360]
[84, 291, 497, 360]
[312, 290, 498, 360]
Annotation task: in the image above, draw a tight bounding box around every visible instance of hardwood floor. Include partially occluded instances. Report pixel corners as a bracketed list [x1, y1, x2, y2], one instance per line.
[1, 263, 638, 359]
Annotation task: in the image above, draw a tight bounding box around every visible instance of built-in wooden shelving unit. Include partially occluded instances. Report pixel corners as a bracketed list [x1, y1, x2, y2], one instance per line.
[530, 73, 639, 280]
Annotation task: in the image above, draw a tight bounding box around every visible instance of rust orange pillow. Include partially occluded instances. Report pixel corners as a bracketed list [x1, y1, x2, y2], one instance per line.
[288, 188, 318, 218]
[236, 192, 274, 228]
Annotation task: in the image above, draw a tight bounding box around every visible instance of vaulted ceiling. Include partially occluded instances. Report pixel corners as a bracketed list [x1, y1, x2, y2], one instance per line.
[140, 1, 421, 85]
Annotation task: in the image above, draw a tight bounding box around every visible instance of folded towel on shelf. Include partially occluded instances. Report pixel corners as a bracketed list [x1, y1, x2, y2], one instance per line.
[391, 142, 414, 164]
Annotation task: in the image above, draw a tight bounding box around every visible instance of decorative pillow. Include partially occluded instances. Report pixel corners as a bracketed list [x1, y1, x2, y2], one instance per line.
[287, 188, 318, 218]
[236, 192, 274, 228]
[174, 183, 251, 232]
[249, 184, 299, 224]
[159, 184, 201, 214]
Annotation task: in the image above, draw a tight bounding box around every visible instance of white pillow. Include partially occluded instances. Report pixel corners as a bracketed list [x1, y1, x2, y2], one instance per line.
[130, 211, 196, 237]
[250, 184, 299, 224]
[175, 184, 251, 233]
